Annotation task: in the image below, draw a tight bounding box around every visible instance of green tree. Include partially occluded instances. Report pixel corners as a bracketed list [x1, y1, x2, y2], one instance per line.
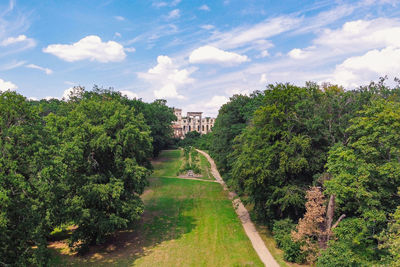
[45, 96, 153, 252]
[322, 99, 400, 263]
[0, 91, 53, 265]
[210, 92, 263, 175]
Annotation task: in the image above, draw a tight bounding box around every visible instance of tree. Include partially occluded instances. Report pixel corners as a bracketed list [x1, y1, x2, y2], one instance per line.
[45, 96, 153, 252]
[209, 92, 263, 176]
[292, 186, 345, 263]
[379, 204, 400, 266]
[0, 91, 53, 265]
[322, 99, 400, 263]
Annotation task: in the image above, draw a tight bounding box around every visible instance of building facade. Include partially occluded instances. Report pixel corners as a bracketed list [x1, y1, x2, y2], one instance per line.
[172, 108, 216, 138]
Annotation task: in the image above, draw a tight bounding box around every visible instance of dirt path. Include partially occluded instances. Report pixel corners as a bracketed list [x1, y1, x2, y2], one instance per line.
[196, 149, 280, 267]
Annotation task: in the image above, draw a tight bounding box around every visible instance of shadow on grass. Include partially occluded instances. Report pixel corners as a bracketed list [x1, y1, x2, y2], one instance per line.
[49, 179, 197, 266]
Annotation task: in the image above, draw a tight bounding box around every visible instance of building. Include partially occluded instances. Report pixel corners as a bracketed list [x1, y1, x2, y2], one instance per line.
[172, 108, 216, 138]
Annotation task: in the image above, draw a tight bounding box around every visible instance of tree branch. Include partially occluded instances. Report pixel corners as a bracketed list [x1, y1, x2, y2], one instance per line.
[331, 214, 346, 229]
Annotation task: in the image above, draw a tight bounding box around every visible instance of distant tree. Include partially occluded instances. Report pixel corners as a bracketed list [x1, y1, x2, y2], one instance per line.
[86, 87, 176, 157]
[210, 92, 263, 175]
[179, 131, 201, 147]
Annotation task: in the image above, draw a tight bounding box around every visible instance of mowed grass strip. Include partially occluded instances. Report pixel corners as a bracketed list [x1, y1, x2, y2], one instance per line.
[198, 153, 213, 180]
[152, 149, 182, 177]
[133, 177, 263, 266]
[50, 150, 263, 266]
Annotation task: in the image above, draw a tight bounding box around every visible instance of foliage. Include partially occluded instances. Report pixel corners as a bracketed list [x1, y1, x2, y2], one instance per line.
[378, 204, 400, 266]
[0, 91, 53, 265]
[209, 92, 264, 175]
[272, 219, 306, 263]
[323, 99, 400, 263]
[195, 132, 212, 150]
[178, 131, 201, 147]
[292, 187, 325, 263]
[45, 95, 153, 252]
[178, 147, 201, 174]
[0, 86, 176, 263]
[317, 218, 376, 266]
[209, 79, 400, 264]
[85, 87, 176, 157]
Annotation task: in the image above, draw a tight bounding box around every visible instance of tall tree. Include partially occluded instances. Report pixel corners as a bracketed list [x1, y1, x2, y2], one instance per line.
[0, 91, 53, 265]
[45, 96, 153, 252]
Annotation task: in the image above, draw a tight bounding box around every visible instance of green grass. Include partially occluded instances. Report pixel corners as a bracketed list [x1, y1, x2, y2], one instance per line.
[50, 150, 263, 266]
[199, 153, 213, 180]
[152, 149, 182, 177]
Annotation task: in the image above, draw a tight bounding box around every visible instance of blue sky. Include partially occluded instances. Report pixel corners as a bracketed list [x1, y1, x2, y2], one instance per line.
[1, 0, 400, 116]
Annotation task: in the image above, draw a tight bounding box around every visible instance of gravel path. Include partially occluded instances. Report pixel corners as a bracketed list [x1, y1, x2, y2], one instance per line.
[196, 149, 280, 267]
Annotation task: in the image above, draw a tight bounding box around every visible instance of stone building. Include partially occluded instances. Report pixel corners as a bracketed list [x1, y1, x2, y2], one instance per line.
[172, 108, 216, 138]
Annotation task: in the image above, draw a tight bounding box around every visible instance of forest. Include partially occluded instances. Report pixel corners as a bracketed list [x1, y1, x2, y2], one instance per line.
[2, 78, 400, 266]
[199, 78, 400, 266]
[0, 86, 176, 265]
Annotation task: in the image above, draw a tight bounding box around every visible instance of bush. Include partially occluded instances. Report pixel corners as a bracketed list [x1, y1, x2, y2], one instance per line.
[273, 219, 306, 264]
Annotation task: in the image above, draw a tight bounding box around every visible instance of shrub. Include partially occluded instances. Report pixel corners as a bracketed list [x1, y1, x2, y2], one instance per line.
[273, 219, 306, 263]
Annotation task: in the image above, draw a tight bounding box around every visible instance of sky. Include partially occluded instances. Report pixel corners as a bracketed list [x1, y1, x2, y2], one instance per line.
[1, 0, 400, 116]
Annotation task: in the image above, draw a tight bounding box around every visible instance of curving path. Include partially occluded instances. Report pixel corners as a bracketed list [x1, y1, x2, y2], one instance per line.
[196, 149, 280, 267]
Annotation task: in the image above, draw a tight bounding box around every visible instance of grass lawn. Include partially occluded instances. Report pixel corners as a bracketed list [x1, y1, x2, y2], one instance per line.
[198, 153, 213, 180]
[49, 150, 263, 266]
[152, 149, 183, 177]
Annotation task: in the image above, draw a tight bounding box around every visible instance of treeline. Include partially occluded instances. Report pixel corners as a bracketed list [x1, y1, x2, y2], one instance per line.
[0, 87, 176, 265]
[207, 79, 400, 266]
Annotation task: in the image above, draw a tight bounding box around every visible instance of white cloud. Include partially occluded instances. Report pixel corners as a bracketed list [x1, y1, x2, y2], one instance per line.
[260, 50, 270, 58]
[0, 60, 26, 71]
[205, 95, 228, 108]
[43, 35, 126, 62]
[288, 48, 310, 59]
[210, 16, 301, 50]
[166, 9, 180, 19]
[183, 95, 229, 117]
[1, 34, 35, 48]
[152, 2, 168, 8]
[119, 90, 138, 99]
[154, 84, 184, 99]
[26, 64, 53, 75]
[171, 0, 181, 6]
[201, 24, 215, 30]
[330, 46, 400, 87]
[189, 45, 249, 65]
[125, 47, 136, 53]
[114, 32, 122, 38]
[199, 4, 210, 11]
[138, 55, 194, 99]
[314, 19, 400, 51]
[259, 73, 267, 84]
[0, 78, 17, 91]
[62, 87, 73, 99]
[114, 16, 125, 21]
[45, 96, 60, 100]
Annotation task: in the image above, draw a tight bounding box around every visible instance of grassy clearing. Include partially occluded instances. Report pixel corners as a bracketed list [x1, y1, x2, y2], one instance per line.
[50, 150, 262, 266]
[199, 153, 213, 180]
[154, 148, 214, 181]
[152, 149, 182, 177]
